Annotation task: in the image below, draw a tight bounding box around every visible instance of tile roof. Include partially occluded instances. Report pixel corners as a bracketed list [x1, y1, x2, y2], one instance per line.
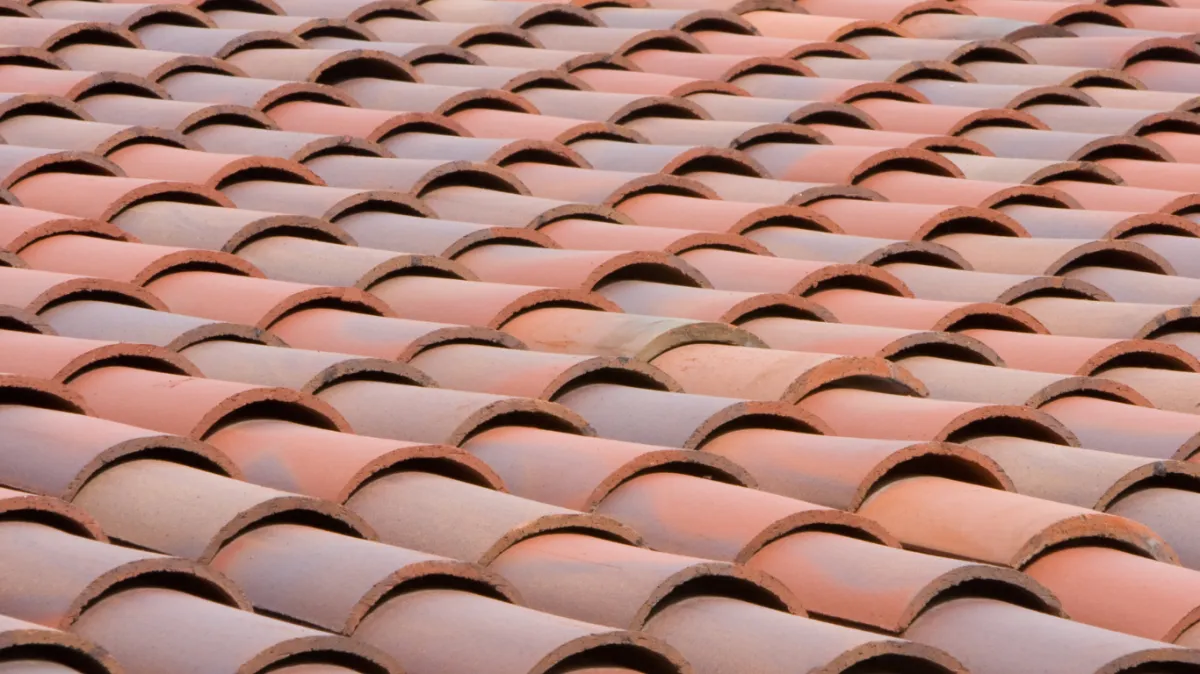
[7, 0, 1200, 673]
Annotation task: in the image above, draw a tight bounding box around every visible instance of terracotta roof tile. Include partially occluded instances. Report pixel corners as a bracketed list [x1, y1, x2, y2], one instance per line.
[7, 1, 1200, 671]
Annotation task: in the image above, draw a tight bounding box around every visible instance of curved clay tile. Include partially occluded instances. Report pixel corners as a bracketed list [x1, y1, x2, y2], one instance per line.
[651, 594, 970, 674]
[1042, 396, 1200, 461]
[320, 379, 592, 443]
[236, 235, 471, 288]
[905, 597, 1200, 674]
[113, 201, 352, 252]
[599, 280, 834, 323]
[860, 474, 1173, 567]
[56, 44, 239, 83]
[33, 0, 213, 29]
[40, 300, 285, 351]
[735, 72, 925, 104]
[967, 434, 1200, 511]
[743, 317, 1006, 364]
[133, 24, 304, 58]
[811, 200, 1027, 239]
[967, 127, 1172, 162]
[74, 587, 403, 674]
[686, 171, 885, 205]
[933, 234, 1170, 276]
[910, 80, 1096, 110]
[0, 266, 164, 314]
[595, 5, 753, 32]
[206, 10, 380, 40]
[0, 404, 233, 503]
[651, 342, 923, 401]
[1028, 545, 1200, 644]
[0, 16, 140, 50]
[1066, 267, 1200, 306]
[1023, 34, 1200, 70]
[110, 146, 319, 189]
[20, 235, 261, 286]
[0, 65, 165, 100]
[463, 425, 749, 510]
[0, 520, 248, 630]
[800, 55, 972, 83]
[799, 387, 1076, 445]
[362, 17, 541, 48]
[268, 306, 522, 359]
[519, 88, 708, 124]
[384, 132, 590, 167]
[145, 270, 392, 329]
[0, 329, 196, 383]
[0, 116, 196, 156]
[504, 164, 715, 205]
[943, 155, 1122, 186]
[1015, 295, 1196, 340]
[181, 339, 433, 394]
[70, 366, 350, 439]
[0, 613, 124, 674]
[80, 96, 273, 133]
[963, 328, 1200, 375]
[161, 71, 357, 110]
[1109, 487, 1200, 571]
[0, 484, 102, 539]
[355, 587, 690, 674]
[526, 23, 704, 54]
[844, 34, 1035, 66]
[212, 522, 516, 634]
[491, 532, 800, 627]
[274, 0, 430, 21]
[11, 174, 229, 221]
[425, 186, 638, 228]
[265, 103, 467, 145]
[189, 124, 389, 161]
[417, 62, 591, 94]
[618, 193, 838, 234]
[0, 146, 118, 192]
[307, 155, 528, 196]
[755, 530, 1061, 638]
[596, 471, 892, 562]
[1100, 365, 1200, 412]
[810, 124, 994, 155]
[339, 210, 552, 255]
[0, 303, 53, 334]
[207, 416, 501, 503]
[227, 47, 419, 85]
[750, 228, 970, 268]
[541, 219, 768, 255]
[1081, 86, 1200, 114]
[567, 139, 762, 178]
[629, 49, 813, 82]
[850, 98, 1044, 136]
[466, 42, 633, 72]
[624, 117, 828, 149]
[884, 263, 1111, 304]
[72, 459, 370, 561]
[859, 172, 1082, 209]
[424, 0, 602, 27]
[898, 356, 1151, 408]
[452, 107, 648, 144]
[347, 470, 641, 562]
[691, 30, 869, 61]
[678, 248, 909, 296]
[999, 204, 1200, 240]
[338, 81, 536, 117]
[556, 382, 829, 447]
[221, 181, 429, 221]
[411, 344, 678, 399]
[455, 245, 707, 290]
[683, 94, 878, 129]
[307, 35, 482, 67]
[572, 65, 747, 97]
[503, 305, 766, 357]
[707, 425, 1009, 505]
[745, 143, 960, 184]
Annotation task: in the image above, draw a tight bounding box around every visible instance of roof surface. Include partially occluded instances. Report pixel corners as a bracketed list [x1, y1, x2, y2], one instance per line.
[4, 0, 1200, 673]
